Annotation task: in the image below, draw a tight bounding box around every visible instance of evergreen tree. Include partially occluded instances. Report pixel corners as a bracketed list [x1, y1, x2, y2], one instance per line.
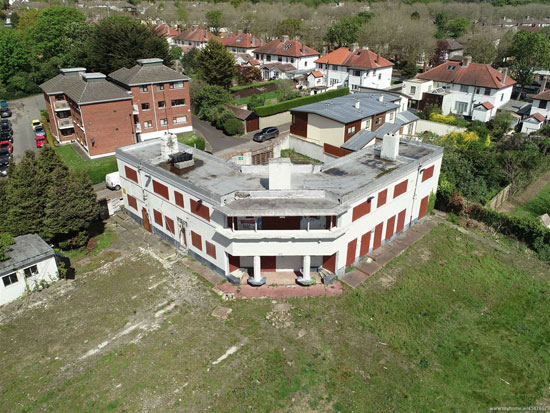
[196, 40, 235, 89]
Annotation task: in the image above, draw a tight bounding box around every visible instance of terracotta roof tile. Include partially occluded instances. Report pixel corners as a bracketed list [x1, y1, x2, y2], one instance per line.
[154, 24, 179, 38]
[175, 28, 222, 43]
[222, 31, 261, 48]
[311, 70, 323, 78]
[533, 89, 550, 101]
[416, 60, 515, 89]
[253, 39, 319, 58]
[262, 62, 296, 72]
[477, 101, 494, 110]
[530, 112, 546, 122]
[315, 47, 393, 69]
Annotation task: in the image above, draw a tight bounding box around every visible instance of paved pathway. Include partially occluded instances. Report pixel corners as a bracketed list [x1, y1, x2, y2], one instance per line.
[9, 94, 46, 162]
[216, 281, 343, 299]
[192, 115, 248, 153]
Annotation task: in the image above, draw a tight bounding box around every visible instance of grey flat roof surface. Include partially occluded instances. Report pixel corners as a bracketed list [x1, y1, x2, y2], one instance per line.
[291, 92, 400, 124]
[117, 135, 442, 215]
[0, 234, 55, 277]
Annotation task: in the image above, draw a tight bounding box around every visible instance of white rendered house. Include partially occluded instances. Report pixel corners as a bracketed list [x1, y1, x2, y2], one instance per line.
[523, 88, 550, 133]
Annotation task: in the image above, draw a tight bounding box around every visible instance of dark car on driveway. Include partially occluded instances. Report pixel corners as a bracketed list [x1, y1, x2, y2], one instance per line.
[0, 128, 12, 143]
[0, 101, 11, 118]
[253, 127, 279, 143]
[0, 147, 10, 176]
[1, 119, 12, 133]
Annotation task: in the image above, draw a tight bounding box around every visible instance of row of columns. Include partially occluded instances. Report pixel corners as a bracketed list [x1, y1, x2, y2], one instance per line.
[247, 255, 314, 286]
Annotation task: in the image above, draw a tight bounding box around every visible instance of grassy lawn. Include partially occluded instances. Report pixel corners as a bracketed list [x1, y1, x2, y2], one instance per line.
[55, 145, 118, 185]
[280, 148, 323, 165]
[177, 132, 205, 150]
[513, 183, 550, 218]
[232, 89, 285, 106]
[1, 222, 549, 411]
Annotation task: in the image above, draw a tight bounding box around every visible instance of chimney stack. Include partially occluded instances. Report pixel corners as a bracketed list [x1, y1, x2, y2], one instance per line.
[350, 43, 359, 52]
[540, 75, 547, 93]
[462, 55, 472, 68]
[281, 35, 290, 43]
[160, 132, 179, 160]
[354, 99, 360, 109]
[381, 134, 400, 162]
[268, 158, 292, 190]
[378, 95, 384, 102]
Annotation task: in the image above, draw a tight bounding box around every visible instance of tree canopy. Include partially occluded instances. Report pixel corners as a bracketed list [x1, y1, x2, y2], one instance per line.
[206, 10, 223, 35]
[196, 39, 235, 89]
[509, 30, 550, 87]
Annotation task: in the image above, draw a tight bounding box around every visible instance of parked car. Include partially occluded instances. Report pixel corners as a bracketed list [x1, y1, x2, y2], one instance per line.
[105, 171, 121, 190]
[253, 127, 279, 142]
[32, 119, 42, 130]
[0, 140, 12, 153]
[1, 119, 12, 133]
[34, 125, 46, 137]
[0, 147, 11, 176]
[1, 129, 12, 143]
[36, 135, 47, 148]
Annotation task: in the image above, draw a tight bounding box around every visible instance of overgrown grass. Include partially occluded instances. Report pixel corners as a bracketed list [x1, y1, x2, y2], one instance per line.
[513, 183, 550, 218]
[62, 227, 118, 261]
[54, 145, 118, 185]
[280, 148, 323, 165]
[230, 79, 280, 92]
[177, 132, 205, 150]
[232, 89, 284, 106]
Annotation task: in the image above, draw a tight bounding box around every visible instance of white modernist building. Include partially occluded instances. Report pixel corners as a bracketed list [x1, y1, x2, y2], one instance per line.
[0, 234, 58, 306]
[116, 132, 443, 286]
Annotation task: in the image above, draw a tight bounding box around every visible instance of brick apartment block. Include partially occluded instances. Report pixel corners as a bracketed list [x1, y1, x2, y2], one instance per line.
[40, 58, 191, 158]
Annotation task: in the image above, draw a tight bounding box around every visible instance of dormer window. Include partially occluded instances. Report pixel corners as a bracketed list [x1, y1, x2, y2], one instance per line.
[447, 65, 457, 71]
[284, 43, 292, 51]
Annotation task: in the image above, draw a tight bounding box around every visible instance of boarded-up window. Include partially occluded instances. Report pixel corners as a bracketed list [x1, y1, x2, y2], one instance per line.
[153, 209, 163, 226]
[205, 241, 216, 259]
[174, 191, 184, 208]
[153, 180, 169, 200]
[422, 165, 434, 182]
[360, 231, 371, 256]
[393, 180, 408, 198]
[352, 199, 372, 221]
[346, 239, 357, 266]
[191, 199, 210, 221]
[385, 215, 396, 240]
[165, 216, 175, 234]
[125, 166, 138, 183]
[191, 231, 202, 250]
[419, 196, 429, 219]
[396, 209, 407, 233]
[377, 189, 388, 207]
[127, 194, 137, 210]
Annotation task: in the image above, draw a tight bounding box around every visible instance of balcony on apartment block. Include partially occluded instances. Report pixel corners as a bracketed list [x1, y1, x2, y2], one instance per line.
[135, 122, 142, 133]
[133, 104, 139, 115]
[57, 118, 74, 129]
[54, 101, 70, 111]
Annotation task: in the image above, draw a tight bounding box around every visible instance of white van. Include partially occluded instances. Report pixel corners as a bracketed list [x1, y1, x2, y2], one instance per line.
[105, 171, 121, 190]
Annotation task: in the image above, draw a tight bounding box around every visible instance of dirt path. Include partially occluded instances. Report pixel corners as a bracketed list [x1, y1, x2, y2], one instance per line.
[498, 171, 550, 213]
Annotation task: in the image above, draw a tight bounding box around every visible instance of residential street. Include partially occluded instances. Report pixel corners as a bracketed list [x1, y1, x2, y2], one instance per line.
[9, 94, 46, 162]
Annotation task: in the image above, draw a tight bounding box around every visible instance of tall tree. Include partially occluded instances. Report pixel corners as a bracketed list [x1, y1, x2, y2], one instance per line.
[326, 17, 363, 48]
[0, 232, 13, 261]
[85, 16, 172, 74]
[193, 84, 232, 120]
[196, 40, 235, 89]
[274, 18, 303, 39]
[0, 28, 30, 88]
[509, 30, 550, 88]
[182, 47, 201, 76]
[206, 10, 223, 35]
[465, 34, 497, 64]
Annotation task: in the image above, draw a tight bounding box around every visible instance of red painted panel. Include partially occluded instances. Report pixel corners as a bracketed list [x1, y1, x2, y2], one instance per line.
[153, 180, 169, 200]
[153, 209, 163, 226]
[352, 199, 372, 222]
[323, 253, 336, 273]
[125, 165, 138, 183]
[261, 256, 276, 272]
[360, 231, 371, 257]
[165, 216, 175, 234]
[393, 180, 408, 198]
[396, 209, 407, 233]
[191, 231, 202, 250]
[422, 165, 434, 182]
[373, 222, 383, 250]
[174, 191, 184, 208]
[205, 241, 216, 259]
[191, 199, 210, 221]
[228, 254, 240, 272]
[127, 194, 137, 210]
[385, 215, 396, 241]
[323, 143, 353, 158]
[346, 239, 357, 266]
[419, 195, 429, 219]
[377, 189, 387, 208]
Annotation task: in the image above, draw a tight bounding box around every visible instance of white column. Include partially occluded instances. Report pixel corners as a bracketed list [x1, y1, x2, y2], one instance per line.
[253, 255, 261, 282]
[302, 255, 311, 281]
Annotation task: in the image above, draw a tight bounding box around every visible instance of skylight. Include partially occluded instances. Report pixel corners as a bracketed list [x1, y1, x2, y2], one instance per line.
[447, 65, 457, 71]
[284, 43, 292, 51]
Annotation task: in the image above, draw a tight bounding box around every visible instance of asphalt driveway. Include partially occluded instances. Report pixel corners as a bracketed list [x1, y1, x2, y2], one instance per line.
[9, 94, 46, 162]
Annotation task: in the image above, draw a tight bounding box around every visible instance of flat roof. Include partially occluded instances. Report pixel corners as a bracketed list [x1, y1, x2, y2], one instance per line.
[0, 234, 55, 277]
[116, 136, 443, 216]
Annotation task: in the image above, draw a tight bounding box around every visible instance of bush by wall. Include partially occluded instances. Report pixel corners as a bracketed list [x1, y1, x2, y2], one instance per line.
[429, 112, 470, 127]
[223, 117, 244, 135]
[254, 87, 350, 117]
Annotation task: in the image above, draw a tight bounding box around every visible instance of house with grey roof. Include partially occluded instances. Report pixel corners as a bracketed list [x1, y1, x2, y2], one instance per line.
[0, 234, 58, 306]
[290, 91, 418, 152]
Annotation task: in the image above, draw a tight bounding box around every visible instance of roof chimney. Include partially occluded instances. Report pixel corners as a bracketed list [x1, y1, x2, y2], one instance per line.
[160, 132, 179, 160]
[502, 67, 508, 85]
[268, 158, 292, 190]
[137, 58, 164, 67]
[60, 67, 86, 76]
[80, 72, 107, 82]
[378, 95, 384, 102]
[540, 75, 548, 93]
[350, 43, 359, 52]
[354, 99, 360, 109]
[462, 55, 472, 68]
[381, 134, 400, 162]
[281, 35, 290, 43]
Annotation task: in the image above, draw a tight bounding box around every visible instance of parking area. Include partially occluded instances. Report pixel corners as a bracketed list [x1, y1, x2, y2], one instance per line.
[8, 94, 46, 162]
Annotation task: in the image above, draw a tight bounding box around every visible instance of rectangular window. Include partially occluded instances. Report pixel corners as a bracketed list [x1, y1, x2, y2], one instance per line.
[24, 265, 38, 278]
[410, 86, 416, 94]
[140, 86, 148, 93]
[169, 81, 184, 89]
[205, 241, 216, 259]
[385, 215, 396, 241]
[141, 103, 150, 111]
[124, 165, 138, 183]
[191, 231, 202, 250]
[484, 88, 491, 96]
[160, 118, 168, 126]
[157, 84, 165, 91]
[455, 101, 468, 113]
[173, 116, 187, 124]
[389, 112, 394, 121]
[190, 199, 210, 221]
[171, 99, 186, 107]
[475, 87, 482, 94]
[422, 165, 434, 182]
[174, 191, 184, 208]
[393, 180, 408, 198]
[158, 101, 166, 108]
[396, 209, 407, 233]
[352, 199, 372, 222]
[127, 194, 138, 210]
[165, 216, 175, 234]
[377, 189, 387, 207]
[144, 120, 153, 129]
[153, 209, 163, 226]
[460, 85, 469, 93]
[376, 117, 382, 125]
[153, 180, 169, 200]
[353, 70, 361, 77]
[2, 273, 17, 287]
[365, 119, 371, 129]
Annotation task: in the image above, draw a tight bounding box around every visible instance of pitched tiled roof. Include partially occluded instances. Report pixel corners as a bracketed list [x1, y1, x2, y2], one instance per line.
[444, 39, 463, 51]
[253, 39, 319, 58]
[477, 101, 494, 110]
[416, 61, 515, 89]
[530, 112, 546, 122]
[109, 59, 189, 86]
[175, 28, 222, 43]
[262, 62, 296, 72]
[154, 24, 180, 38]
[315, 47, 393, 69]
[222, 31, 261, 48]
[311, 70, 323, 78]
[226, 105, 256, 120]
[40, 73, 132, 104]
[533, 89, 550, 101]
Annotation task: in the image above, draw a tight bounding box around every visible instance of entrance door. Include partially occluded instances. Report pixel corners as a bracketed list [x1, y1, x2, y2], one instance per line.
[323, 253, 336, 273]
[419, 196, 429, 219]
[373, 222, 383, 250]
[346, 239, 357, 266]
[228, 254, 240, 272]
[142, 208, 151, 232]
[360, 231, 371, 257]
[385, 215, 396, 241]
[261, 256, 277, 272]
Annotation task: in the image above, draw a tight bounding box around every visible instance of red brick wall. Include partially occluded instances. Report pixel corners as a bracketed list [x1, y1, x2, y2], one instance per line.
[43, 93, 59, 140]
[80, 99, 135, 157]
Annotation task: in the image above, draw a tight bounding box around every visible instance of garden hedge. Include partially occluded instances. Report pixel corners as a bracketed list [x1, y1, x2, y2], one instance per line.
[253, 87, 350, 117]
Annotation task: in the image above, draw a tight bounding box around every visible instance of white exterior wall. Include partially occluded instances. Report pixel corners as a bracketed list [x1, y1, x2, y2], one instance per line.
[521, 118, 544, 134]
[307, 75, 324, 89]
[437, 83, 512, 118]
[402, 79, 434, 101]
[530, 99, 550, 118]
[257, 54, 319, 71]
[139, 125, 193, 141]
[319, 66, 393, 90]
[305, 114, 345, 146]
[0, 256, 58, 306]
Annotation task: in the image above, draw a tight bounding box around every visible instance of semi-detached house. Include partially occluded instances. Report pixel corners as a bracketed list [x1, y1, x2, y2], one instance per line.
[521, 88, 550, 133]
[116, 132, 442, 285]
[222, 30, 261, 56]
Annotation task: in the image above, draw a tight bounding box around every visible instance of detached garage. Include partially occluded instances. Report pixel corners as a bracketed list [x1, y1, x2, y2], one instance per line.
[226, 105, 259, 133]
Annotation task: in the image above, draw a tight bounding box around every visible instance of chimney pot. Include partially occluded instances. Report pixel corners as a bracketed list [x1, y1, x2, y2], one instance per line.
[350, 43, 359, 52]
[462, 55, 472, 67]
[281, 35, 290, 43]
[381, 134, 400, 161]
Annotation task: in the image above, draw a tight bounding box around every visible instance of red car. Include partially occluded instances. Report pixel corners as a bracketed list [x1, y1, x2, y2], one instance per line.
[0, 139, 12, 153]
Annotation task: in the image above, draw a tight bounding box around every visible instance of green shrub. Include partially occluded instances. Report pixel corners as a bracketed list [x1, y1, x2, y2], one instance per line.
[254, 88, 349, 117]
[223, 117, 244, 135]
[40, 109, 49, 122]
[230, 80, 279, 92]
[177, 133, 206, 150]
